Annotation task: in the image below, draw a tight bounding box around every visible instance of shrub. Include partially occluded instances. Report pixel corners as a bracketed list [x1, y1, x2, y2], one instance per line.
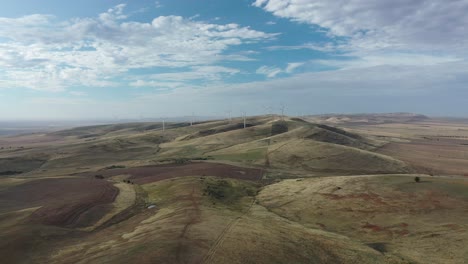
[414, 176, 421, 183]
[0, 170, 23, 176]
[174, 158, 190, 164]
[204, 179, 258, 205]
[105, 165, 126, 170]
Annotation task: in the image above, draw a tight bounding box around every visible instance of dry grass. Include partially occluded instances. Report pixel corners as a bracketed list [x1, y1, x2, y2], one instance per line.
[207, 204, 408, 264]
[258, 175, 468, 264]
[1, 116, 468, 263]
[267, 138, 409, 174]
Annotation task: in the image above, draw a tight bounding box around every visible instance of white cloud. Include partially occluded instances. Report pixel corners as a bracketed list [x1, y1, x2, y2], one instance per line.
[256, 66, 282, 78]
[266, 21, 276, 25]
[218, 61, 468, 101]
[285, 62, 304, 73]
[129, 65, 241, 89]
[257, 62, 304, 77]
[314, 53, 461, 69]
[254, 0, 468, 53]
[129, 80, 185, 89]
[0, 5, 275, 91]
[267, 42, 339, 52]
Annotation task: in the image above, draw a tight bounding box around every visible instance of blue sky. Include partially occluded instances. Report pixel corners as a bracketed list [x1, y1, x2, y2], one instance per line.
[0, 0, 467, 120]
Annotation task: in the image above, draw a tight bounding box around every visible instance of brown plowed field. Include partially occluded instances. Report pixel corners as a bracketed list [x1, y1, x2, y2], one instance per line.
[81, 162, 264, 184]
[0, 178, 118, 228]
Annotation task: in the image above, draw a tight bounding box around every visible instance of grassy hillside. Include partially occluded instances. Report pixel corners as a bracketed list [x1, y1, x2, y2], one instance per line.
[1, 115, 467, 263]
[258, 175, 468, 264]
[0, 115, 408, 178]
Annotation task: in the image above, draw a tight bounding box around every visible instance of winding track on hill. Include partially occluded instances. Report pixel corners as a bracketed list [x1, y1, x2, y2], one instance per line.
[176, 185, 201, 263]
[201, 198, 257, 264]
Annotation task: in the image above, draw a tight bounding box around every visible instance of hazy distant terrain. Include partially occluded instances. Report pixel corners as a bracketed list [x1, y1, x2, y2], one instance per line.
[0, 121, 61, 136]
[0, 117, 222, 137]
[0, 121, 96, 136]
[0, 114, 467, 264]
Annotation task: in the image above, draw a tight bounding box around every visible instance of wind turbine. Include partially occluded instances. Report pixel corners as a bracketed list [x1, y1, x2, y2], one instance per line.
[279, 104, 286, 121]
[227, 110, 232, 124]
[262, 105, 272, 116]
[242, 111, 247, 129]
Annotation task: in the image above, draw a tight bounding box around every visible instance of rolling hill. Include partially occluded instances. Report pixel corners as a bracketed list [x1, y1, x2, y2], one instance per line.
[0, 115, 467, 264]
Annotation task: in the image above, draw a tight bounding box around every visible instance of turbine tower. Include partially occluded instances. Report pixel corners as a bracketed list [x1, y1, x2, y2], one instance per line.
[242, 111, 247, 129]
[279, 104, 285, 121]
[227, 110, 232, 124]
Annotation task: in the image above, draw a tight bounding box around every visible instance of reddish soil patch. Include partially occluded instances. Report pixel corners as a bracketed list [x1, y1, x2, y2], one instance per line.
[396, 222, 409, 228]
[362, 222, 385, 232]
[81, 162, 264, 184]
[316, 223, 326, 229]
[361, 222, 409, 237]
[0, 178, 118, 228]
[394, 229, 410, 236]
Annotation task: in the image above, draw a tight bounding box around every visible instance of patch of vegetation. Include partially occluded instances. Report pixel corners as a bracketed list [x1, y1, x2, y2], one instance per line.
[197, 123, 256, 137]
[306, 129, 357, 146]
[78, 134, 100, 139]
[366, 242, 387, 253]
[203, 178, 258, 205]
[174, 158, 190, 164]
[94, 174, 104, 179]
[105, 165, 126, 170]
[159, 156, 213, 164]
[316, 124, 361, 139]
[271, 121, 289, 136]
[414, 176, 421, 183]
[0, 170, 23, 176]
[291, 117, 307, 122]
[138, 134, 168, 144]
[0, 157, 45, 174]
[191, 156, 214, 161]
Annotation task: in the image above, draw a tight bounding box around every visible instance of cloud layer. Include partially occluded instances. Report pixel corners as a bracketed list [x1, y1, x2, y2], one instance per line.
[0, 4, 274, 91]
[1, 1, 467, 119]
[8, 59, 467, 120]
[254, 0, 468, 53]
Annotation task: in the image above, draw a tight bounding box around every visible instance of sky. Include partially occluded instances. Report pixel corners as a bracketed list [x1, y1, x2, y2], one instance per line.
[0, 0, 467, 120]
